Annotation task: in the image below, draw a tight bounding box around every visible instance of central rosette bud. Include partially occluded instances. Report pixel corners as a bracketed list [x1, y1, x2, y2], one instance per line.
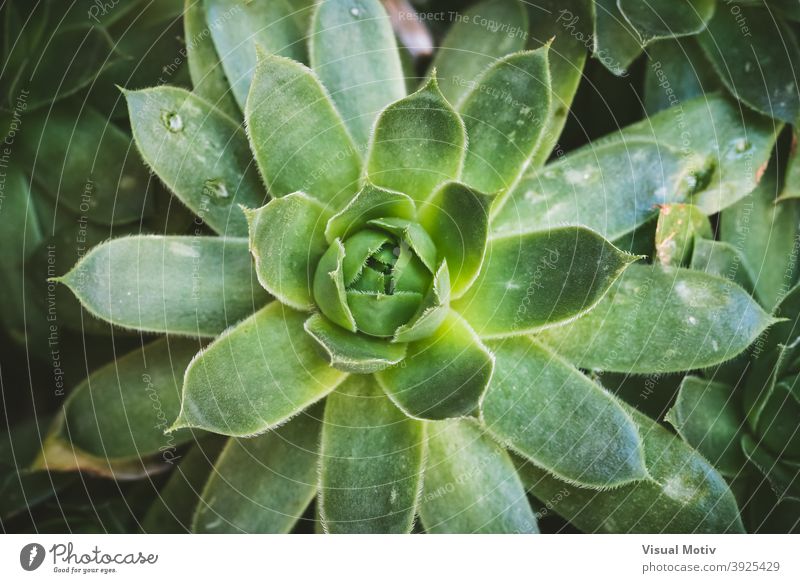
[313, 218, 437, 338]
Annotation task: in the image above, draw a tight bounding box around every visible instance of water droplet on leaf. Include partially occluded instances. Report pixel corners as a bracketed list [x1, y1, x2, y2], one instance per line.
[203, 179, 231, 205]
[161, 111, 184, 133]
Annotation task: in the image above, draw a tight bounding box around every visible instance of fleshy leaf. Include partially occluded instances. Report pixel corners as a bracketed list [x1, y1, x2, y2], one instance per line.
[34, 413, 170, 480]
[58, 236, 268, 337]
[304, 313, 407, 374]
[0, 166, 42, 343]
[0, 417, 72, 520]
[420, 419, 538, 534]
[377, 310, 493, 420]
[419, 182, 494, 298]
[366, 76, 467, 205]
[458, 48, 551, 193]
[313, 239, 357, 332]
[429, 0, 528, 104]
[172, 303, 347, 437]
[19, 105, 152, 225]
[618, 0, 715, 44]
[454, 227, 637, 337]
[517, 406, 745, 533]
[366, 218, 437, 273]
[325, 182, 416, 242]
[698, 7, 800, 123]
[619, 93, 780, 214]
[483, 337, 647, 489]
[246, 193, 331, 310]
[690, 238, 755, 294]
[205, 0, 308, 109]
[246, 52, 361, 208]
[125, 87, 265, 236]
[310, 0, 406, 146]
[666, 376, 746, 477]
[524, 0, 590, 168]
[60, 338, 198, 460]
[142, 438, 226, 533]
[593, 0, 643, 76]
[741, 435, 800, 502]
[720, 159, 800, 310]
[319, 376, 425, 533]
[492, 139, 708, 241]
[644, 38, 720, 114]
[184, 0, 239, 118]
[654, 203, 712, 266]
[193, 409, 321, 533]
[538, 264, 776, 373]
[393, 261, 450, 343]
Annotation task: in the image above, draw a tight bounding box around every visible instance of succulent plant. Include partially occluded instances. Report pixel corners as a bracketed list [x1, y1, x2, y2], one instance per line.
[4, 0, 798, 534]
[24, 0, 779, 535]
[657, 137, 800, 533]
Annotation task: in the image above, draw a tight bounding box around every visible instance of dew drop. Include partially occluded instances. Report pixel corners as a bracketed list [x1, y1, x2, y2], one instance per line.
[161, 111, 184, 133]
[203, 178, 231, 205]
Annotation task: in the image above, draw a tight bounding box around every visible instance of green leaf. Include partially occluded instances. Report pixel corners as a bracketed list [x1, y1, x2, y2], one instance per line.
[59, 236, 268, 337]
[666, 376, 746, 477]
[418, 182, 493, 298]
[454, 227, 637, 337]
[184, 0, 239, 118]
[304, 313, 407, 373]
[393, 261, 451, 343]
[538, 264, 776, 373]
[205, 0, 308, 109]
[313, 239, 357, 332]
[246, 193, 331, 310]
[142, 437, 226, 533]
[644, 38, 720, 115]
[429, 0, 528, 105]
[524, 0, 590, 168]
[420, 419, 538, 534]
[0, 166, 42, 343]
[593, 0, 643, 76]
[172, 303, 346, 436]
[618, 0, 715, 44]
[620, 93, 780, 214]
[325, 182, 416, 242]
[0, 417, 72, 520]
[492, 139, 708, 241]
[319, 376, 425, 533]
[125, 87, 265, 236]
[458, 48, 551, 193]
[60, 337, 198, 460]
[517, 406, 745, 532]
[690, 238, 755, 294]
[34, 412, 172, 480]
[246, 52, 361, 208]
[742, 435, 800, 502]
[377, 310, 493, 419]
[18, 105, 152, 225]
[698, 7, 800, 123]
[654, 203, 712, 266]
[1, 19, 117, 110]
[310, 0, 406, 147]
[720, 159, 800, 310]
[366, 218, 437, 273]
[484, 337, 647, 488]
[366, 76, 466, 205]
[193, 409, 321, 533]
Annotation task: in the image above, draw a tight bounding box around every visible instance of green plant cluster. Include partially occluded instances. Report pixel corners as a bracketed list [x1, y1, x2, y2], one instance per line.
[0, 0, 798, 534]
